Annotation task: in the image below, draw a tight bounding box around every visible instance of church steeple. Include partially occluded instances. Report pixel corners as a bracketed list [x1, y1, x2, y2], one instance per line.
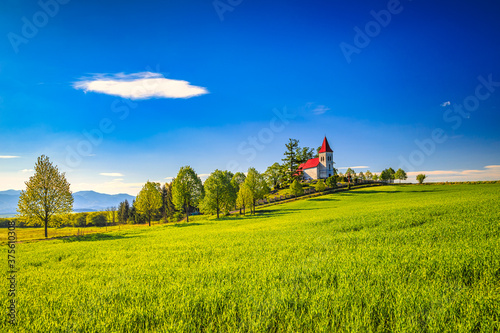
[318, 136, 333, 153]
[318, 137, 334, 179]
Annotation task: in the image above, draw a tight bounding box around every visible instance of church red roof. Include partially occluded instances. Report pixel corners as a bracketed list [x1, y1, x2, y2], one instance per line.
[318, 136, 333, 153]
[297, 157, 320, 171]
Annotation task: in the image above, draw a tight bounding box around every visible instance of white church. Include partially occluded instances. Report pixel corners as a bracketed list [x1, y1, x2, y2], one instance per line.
[297, 137, 335, 180]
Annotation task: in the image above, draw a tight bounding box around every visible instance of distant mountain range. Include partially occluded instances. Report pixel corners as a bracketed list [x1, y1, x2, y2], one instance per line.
[0, 190, 135, 216]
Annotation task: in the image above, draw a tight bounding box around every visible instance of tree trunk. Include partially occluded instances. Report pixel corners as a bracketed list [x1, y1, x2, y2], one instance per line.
[185, 200, 189, 223]
[216, 196, 219, 219]
[44, 216, 48, 238]
[148, 214, 151, 227]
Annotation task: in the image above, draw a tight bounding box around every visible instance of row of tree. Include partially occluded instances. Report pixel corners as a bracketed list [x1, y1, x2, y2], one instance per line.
[126, 166, 271, 224]
[15, 147, 419, 237]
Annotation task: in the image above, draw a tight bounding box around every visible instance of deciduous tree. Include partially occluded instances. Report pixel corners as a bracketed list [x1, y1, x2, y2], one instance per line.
[200, 170, 236, 218]
[17, 155, 73, 238]
[135, 181, 162, 226]
[264, 162, 285, 190]
[231, 172, 246, 213]
[243, 168, 269, 214]
[118, 199, 130, 223]
[346, 168, 356, 183]
[231, 172, 246, 192]
[236, 184, 253, 215]
[172, 166, 204, 222]
[380, 168, 396, 182]
[161, 183, 175, 222]
[416, 174, 427, 184]
[395, 168, 408, 183]
[86, 212, 107, 227]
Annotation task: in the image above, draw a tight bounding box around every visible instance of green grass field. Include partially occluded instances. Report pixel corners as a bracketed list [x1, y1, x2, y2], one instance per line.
[0, 223, 150, 244]
[2, 184, 499, 332]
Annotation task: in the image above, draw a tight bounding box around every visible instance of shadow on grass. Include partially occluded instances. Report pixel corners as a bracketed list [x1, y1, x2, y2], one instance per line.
[348, 188, 442, 195]
[306, 197, 340, 202]
[62, 233, 128, 243]
[170, 222, 202, 228]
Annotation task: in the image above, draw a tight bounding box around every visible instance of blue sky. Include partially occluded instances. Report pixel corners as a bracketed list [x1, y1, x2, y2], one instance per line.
[1, 0, 499, 195]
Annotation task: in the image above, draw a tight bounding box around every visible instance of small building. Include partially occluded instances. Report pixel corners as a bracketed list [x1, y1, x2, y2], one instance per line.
[297, 137, 335, 180]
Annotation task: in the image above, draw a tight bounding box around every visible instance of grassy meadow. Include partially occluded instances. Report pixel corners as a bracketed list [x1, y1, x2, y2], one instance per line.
[2, 184, 499, 332]
[0, 223, 150, 244]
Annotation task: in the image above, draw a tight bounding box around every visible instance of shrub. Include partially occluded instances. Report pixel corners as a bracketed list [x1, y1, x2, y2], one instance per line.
[173, 211, 184, 222]
[290, 180, 304, 196]
[315, 179, 326, 192]
[86, 212, 107, 227]
[72, 213, 88, 227]
[416, 174, 426, 184]
[326, 176, 337, 188]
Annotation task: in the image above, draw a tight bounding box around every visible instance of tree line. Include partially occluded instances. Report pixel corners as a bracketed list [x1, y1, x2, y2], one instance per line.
[15, 142, 416, 237]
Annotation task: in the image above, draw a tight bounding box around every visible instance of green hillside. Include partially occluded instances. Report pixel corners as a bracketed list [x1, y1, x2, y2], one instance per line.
[2, 184, 499, 332]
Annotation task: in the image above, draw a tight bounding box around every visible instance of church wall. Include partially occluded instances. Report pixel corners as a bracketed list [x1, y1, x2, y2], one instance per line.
[303, 168, 317, 180]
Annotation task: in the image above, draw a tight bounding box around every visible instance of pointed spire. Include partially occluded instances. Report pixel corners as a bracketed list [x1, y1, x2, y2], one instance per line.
[318, 136, 333, 153]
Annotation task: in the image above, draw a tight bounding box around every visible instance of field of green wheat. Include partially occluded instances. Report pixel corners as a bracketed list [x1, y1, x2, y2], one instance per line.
[2, 184, 499, 332]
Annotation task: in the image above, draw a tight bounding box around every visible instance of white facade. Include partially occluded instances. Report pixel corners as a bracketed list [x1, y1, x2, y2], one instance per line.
[318, 150, 334, 179]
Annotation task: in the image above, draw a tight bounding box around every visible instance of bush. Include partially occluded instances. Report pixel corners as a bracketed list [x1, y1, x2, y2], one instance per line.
[315, 179, 326, 192]
[72, 213, 88, 227]
[290, 180, 304, 196]
[86, 212, 107, 226]
[173, 211, 184, 222]
[326, 176, 337, 188]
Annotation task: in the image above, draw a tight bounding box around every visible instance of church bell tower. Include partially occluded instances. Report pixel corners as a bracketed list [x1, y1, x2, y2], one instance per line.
[318, 137, 334, 179]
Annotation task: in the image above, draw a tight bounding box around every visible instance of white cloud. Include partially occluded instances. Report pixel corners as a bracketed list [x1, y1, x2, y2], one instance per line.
[99, 172, 124, 177]
[198, 173, 210, 182]
[73, 72, 209, 100]
[0, 155, 20, 159]
[440, 101, 451, 107]
[164, 177, 174, 181]
[311, 105, 330, 115]
[20, 169, 34, 173]
[406, 165, 500, 182]
[338, 166, 370, 169]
